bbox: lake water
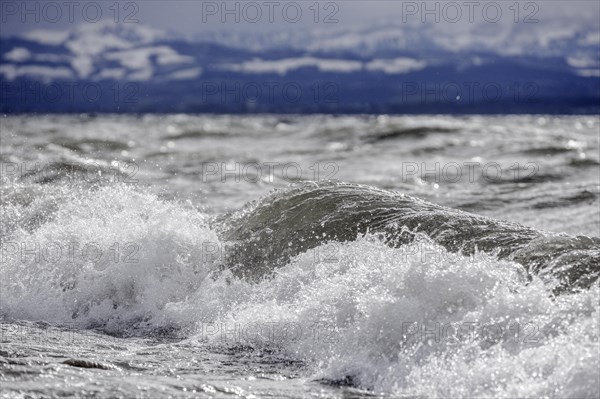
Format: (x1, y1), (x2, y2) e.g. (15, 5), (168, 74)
(1, 114), (599, 398)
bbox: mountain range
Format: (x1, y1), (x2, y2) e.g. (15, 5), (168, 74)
(1, 21), (599, 113)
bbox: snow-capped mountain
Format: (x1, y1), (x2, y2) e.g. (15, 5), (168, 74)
(1, 21), (598, 113)
(1, 22), (198, 83)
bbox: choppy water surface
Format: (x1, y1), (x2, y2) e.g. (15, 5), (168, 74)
(1, 114), (599, 398)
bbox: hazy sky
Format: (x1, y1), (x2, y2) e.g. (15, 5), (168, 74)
(1, 0), (599, 38)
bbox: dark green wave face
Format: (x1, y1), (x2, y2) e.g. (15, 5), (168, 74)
(216, 181), (599, 291)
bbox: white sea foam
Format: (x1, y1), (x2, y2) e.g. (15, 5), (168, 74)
(1, 184), (220, 332)
(192, 235), (598, 397)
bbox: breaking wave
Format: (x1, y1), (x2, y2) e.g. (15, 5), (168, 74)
(1, 181), (598, 397)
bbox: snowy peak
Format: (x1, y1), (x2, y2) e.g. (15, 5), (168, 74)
(2, 22), (195, 82)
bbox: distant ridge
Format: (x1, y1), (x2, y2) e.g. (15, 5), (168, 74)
(1, 21), (598, 113)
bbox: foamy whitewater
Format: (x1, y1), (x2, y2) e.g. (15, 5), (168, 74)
(1, 115), (599, 398)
